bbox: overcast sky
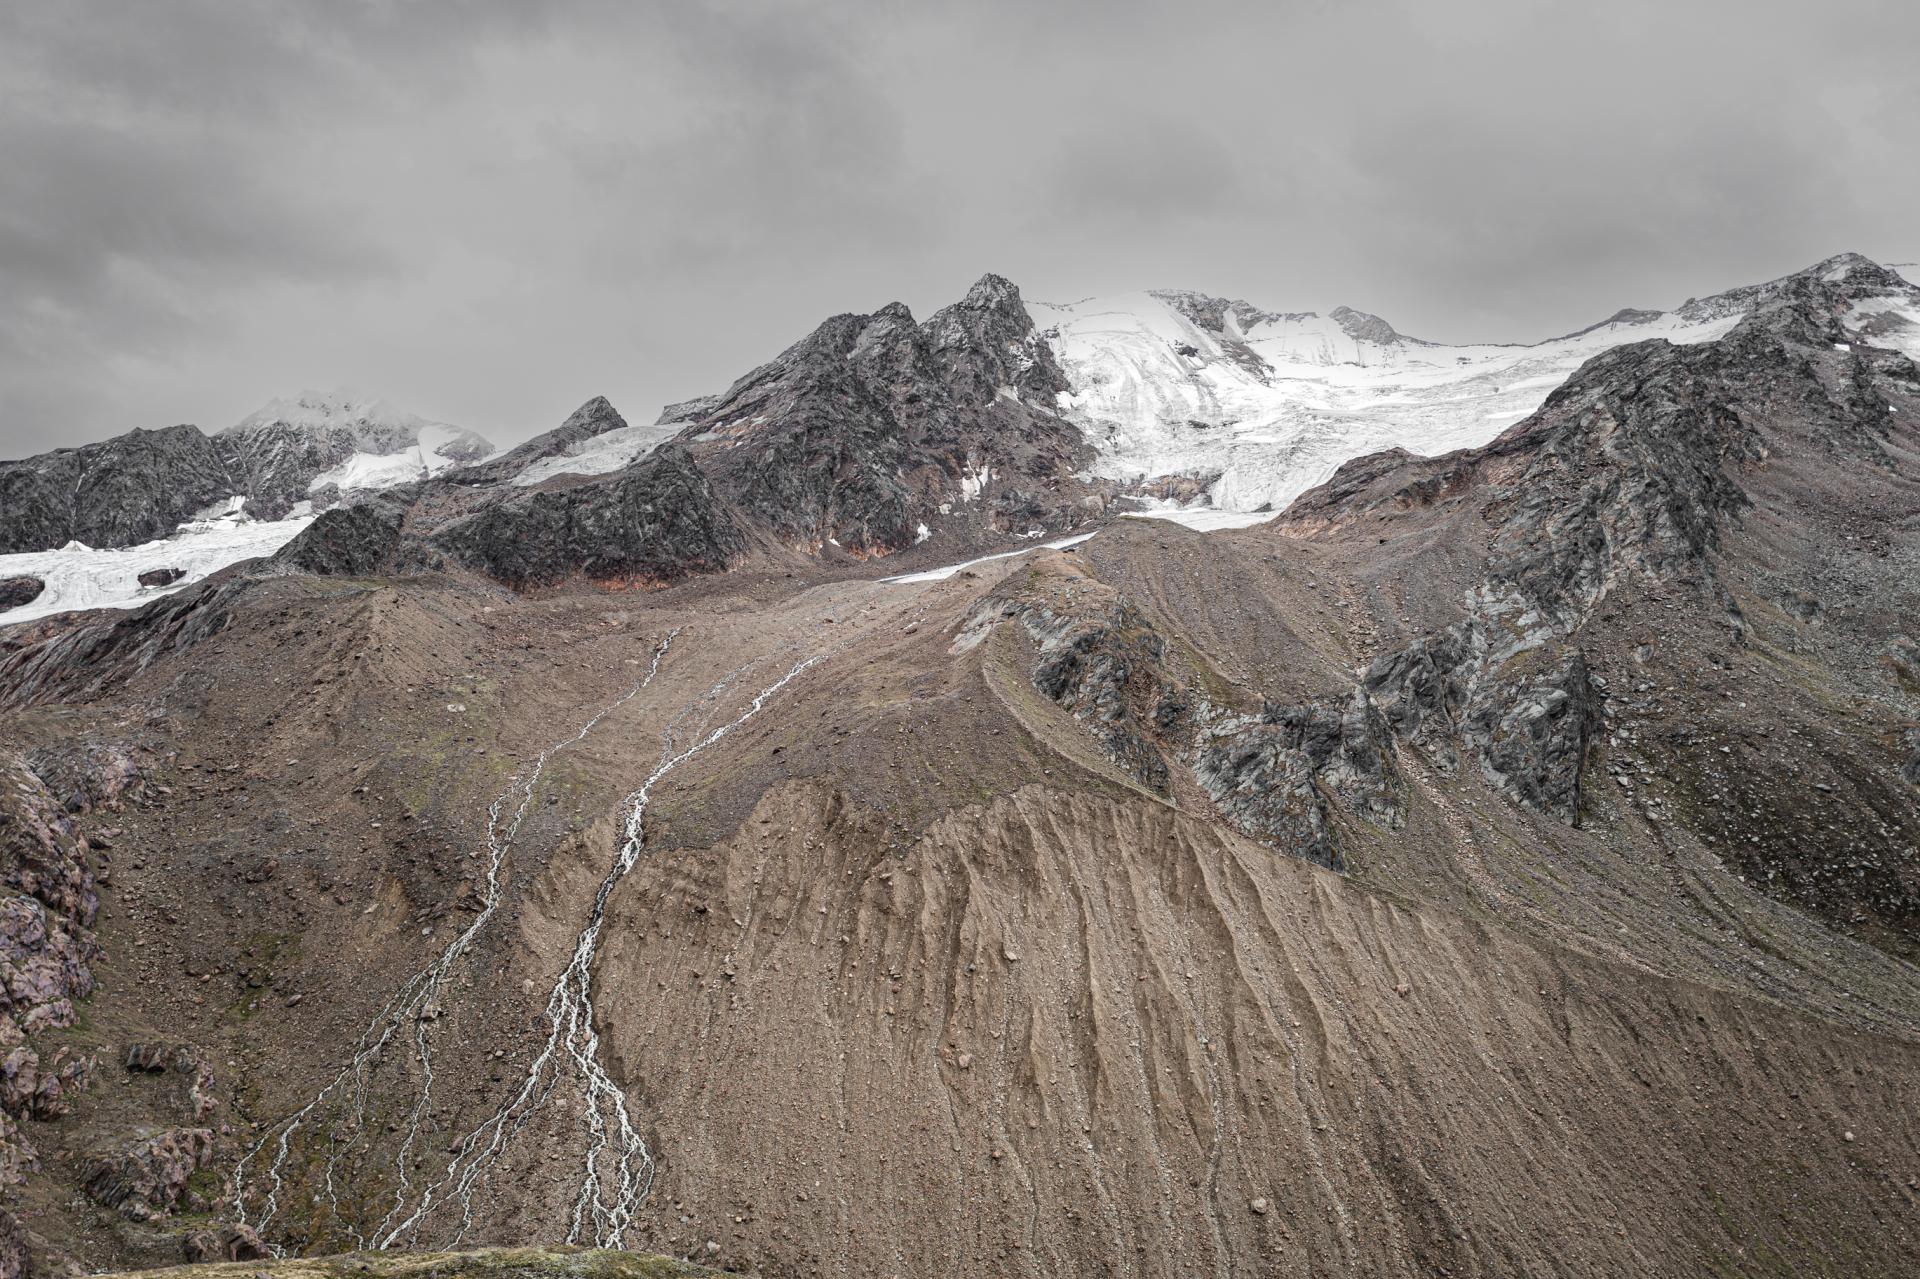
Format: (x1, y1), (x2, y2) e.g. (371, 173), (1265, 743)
(3, 0), (1916, 457)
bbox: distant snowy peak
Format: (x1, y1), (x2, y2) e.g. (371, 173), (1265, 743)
(225, 390), (492, 466)
(226, 389), (432, 436)
(220, 390), (494, 506)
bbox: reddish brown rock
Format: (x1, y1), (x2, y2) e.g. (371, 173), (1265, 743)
(81, 1127), (214, 1221)
(181, 1223), (269, 1264)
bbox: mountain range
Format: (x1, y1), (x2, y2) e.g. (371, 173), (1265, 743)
(2, 253), (1919, 1278)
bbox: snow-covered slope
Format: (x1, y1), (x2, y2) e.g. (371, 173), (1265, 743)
(1841, 282), (1920, 363)
(1028, 253), (1919, 528)
(1028, 296), (1740, 527)
(0, 499), (315, 624)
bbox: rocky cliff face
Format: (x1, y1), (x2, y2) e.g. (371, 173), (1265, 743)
(430, 443), (745, 588)
(0, 426), (239, 555)
(2, 747), (130, 1277)
(0, 581), (43, 612)
(218, 393), (492, 520)
(664, 272), (1087, 556)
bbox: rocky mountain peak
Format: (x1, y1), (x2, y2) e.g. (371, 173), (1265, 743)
(1328, 305), (1404, 345)
(559, 395), (625, 434)
(956, 271), (1024, 312)
(921, 272), (1069, 406)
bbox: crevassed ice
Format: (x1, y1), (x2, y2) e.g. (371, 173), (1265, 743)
(1028, 293), (1743, 530)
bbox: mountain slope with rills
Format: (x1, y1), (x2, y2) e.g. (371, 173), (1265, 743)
(2, 254), (1919, 1278)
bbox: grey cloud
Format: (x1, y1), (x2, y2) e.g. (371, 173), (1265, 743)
(2, 0), (1916, 458)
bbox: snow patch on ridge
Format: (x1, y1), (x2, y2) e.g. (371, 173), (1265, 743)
(881, 532), (1096, 584)
(510, 423), (681, 487)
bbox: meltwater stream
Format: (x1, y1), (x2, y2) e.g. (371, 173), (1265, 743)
(231, 634), (822, 1251)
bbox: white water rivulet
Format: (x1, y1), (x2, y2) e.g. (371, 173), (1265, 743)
(230, 634), (824, 1252)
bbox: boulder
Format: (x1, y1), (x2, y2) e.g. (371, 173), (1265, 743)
(0, 579), (42, 612)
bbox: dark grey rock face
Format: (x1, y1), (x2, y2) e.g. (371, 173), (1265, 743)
(1191, 690), (1399, 870)
(1022, 598), (1184, 794)
(430, 442), (744, 588)
(921, 272), (1072, 407)
(1316, 268), (1915, 826)
(270, 496), (412, 577)
(0, 580), (43, 612)
(410, 274), (1092, 592)
(669, 273), (1088, 555)
(655, 392), (724, 426)
(0, 425), (237, 554)
(1272, 257), (1920, 932)
(217, 420), (414, 520)
(0, 578), (251, 708)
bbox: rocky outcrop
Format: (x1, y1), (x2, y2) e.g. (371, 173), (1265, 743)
(81, 1127), (215, 1221)
(977, 566), (1400, 868)
(1358, 626), (1601, 823)
(0, 578), (252, 709)
(431, 442), (745, 588)
(182, 1223), (270, 1263)
(136, 568), (186, 588)
(2, 752), (112, 1231)
(0, 1111), (38, 1190)
(1191, 691), (1400, 867)
(123, 1045), (217, 1120)
(270, 494), (412, 577)
(24, 741), (151, 816)
(0, 1207), (25, 1279)
(0, 580), (42, 613)
(921, 273), (1072, 407)
(2, 757), (101, 1036)
(1275, 259), (1920, 937)
(1021, 597), (1186, 794)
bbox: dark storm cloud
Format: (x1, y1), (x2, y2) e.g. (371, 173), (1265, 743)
(2, 0), (1916, 457)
